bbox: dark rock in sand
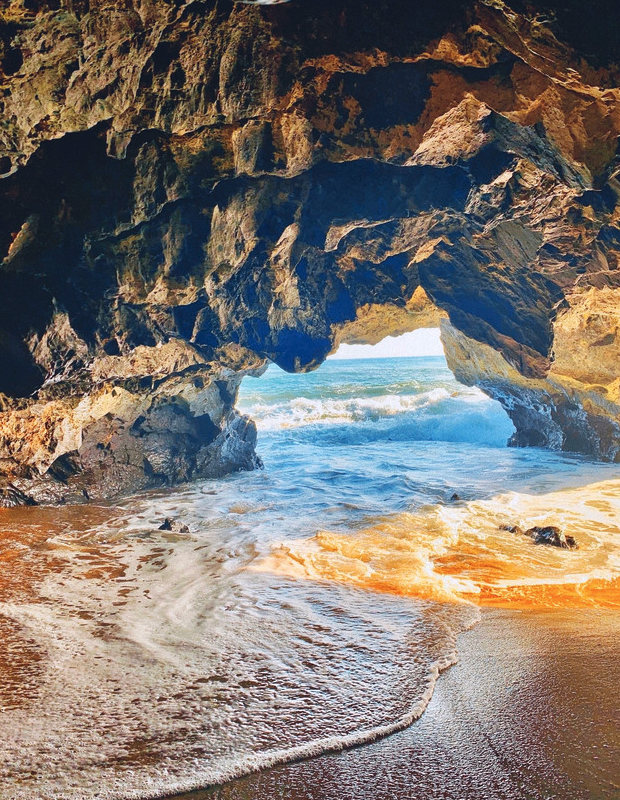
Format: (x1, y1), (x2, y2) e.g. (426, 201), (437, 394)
(499, 523), (524, 535)
(501, 522), (579, 550)
(525, 526), (579, 550)
(158, 518), (190, 534)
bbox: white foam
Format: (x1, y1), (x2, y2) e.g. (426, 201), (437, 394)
(245, 387), (491, 430)
(0, 495), (476, 800)
(261, 478), (620, 610)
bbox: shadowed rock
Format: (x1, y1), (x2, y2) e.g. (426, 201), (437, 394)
(500, 523), (579, 550)
(158, 518), (190, 534)
(0, 484), (37, 509)
(524, 526), (579, 550)
(1, 0), (620, 502)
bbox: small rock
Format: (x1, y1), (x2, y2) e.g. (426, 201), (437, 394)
(499, 523), (523, 535)
(565, 535), (579, 549)
(525, 525), (579, 550)
(158, 517), (190, 533)
(500, 522), (578, 549)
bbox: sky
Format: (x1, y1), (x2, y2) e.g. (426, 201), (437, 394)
(328, 328), (444, 359)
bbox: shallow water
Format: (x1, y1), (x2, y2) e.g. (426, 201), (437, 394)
(0, 356), (619, 798)
(198, 608), (620, 800)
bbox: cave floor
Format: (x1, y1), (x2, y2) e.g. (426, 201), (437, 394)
(175, 608), (620, 800)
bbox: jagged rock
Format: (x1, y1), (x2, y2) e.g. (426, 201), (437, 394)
(1, 1), (620, 502)
(158, 518), (190, 534)
(524, 526), (579, 550)
(0, 484), (36, 508)
(500, 522), (579, 549)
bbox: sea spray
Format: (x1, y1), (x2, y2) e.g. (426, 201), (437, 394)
(240, 357), (516, 447)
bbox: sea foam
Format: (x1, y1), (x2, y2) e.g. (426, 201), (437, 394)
(244, 386), (515, 447)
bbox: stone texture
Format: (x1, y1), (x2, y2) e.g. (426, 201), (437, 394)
(1, 0), (620, 503)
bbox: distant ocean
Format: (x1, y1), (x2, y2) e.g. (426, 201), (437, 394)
(1, 355), (619, 799)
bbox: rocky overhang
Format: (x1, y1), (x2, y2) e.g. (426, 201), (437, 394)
(1, 0), (620, 504)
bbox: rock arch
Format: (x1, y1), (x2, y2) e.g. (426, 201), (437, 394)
(1, 0), (620, 504)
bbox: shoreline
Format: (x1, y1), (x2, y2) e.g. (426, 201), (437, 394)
(167, 607), (620, 800)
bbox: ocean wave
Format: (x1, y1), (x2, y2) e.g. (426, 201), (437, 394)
(0, 494), (477, 800)
(247, 388), (484, 428)
(243, 387), (515, 447)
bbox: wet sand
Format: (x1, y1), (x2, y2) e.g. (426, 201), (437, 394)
(170, 608), (620, 800)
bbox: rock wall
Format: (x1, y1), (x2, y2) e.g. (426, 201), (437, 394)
(1, 0), (620, 504)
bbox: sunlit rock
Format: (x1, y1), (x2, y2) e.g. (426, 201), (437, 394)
(1, 0), (620, 503)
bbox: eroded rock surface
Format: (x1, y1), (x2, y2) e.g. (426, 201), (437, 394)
(1, 0), (620, 503)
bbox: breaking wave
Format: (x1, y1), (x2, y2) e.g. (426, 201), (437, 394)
(240, 361), (515, 446)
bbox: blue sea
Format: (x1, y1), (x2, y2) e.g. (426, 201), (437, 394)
(238, 355), (618, 518)
(1, 354), (619, 799)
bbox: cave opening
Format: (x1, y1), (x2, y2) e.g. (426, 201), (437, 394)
(237, 327), (516, 497)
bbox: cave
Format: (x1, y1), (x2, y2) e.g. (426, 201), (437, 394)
(1, 0), (620, 508)
(3, 3), (620, 799)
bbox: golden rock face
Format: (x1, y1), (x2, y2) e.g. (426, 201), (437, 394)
(1, 0), (620, 502)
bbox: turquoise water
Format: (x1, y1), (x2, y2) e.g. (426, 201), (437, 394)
(241, 356), (514, 445)
(237, 356), (612, 512)
(2, 355), (619, 799)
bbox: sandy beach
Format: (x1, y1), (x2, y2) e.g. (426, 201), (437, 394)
(172, 608), (620, 800)
(2, 362), (619, 800)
